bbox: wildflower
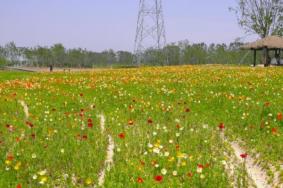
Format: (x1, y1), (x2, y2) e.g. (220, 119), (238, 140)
(118, 132), (125, 139)
(200, 174), (205, 179)
(197, 164), (204, 173)
(39, 176), (47, 184)
(187, 172), (193, 178)
(161, 168), (167, 175)
(218, 123), (225, 130)
(185, 108), (190, 112)
(128, 120), (134, 125)
(240, 153), (248, 159)
(154, 175), (163, 182)
(85, 178), (93, 185)
(60, 148), (65, 153)
(137, 177), (144, 183)
(277, 113), (282, 121)
(38, 169), (47, 176)
(164, 151), (170, 157)
(272, 128), (278, 135)
(14, 162), (21, 170)
(172, 171), (178, 176)
(32, 153), (37, 159)
(147, 118), (153, 124)
(33, 174), (38, 180)
(16, 184), (22, 188)
(264, 102), (270, 107)
(88, 122), (93, 128)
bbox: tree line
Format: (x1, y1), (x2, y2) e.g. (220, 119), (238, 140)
(0, 41), (255, 68)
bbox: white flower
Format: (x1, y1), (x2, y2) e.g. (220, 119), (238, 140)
(60, 149), (65, 153)
(33, 174), (38, 180)
(153, 132), (157, 136)
(144, 151), (148, 155)
(161, 168), (167, 175)
(200, 174), (205, 179)
(169, 140), (173, 144)
(164, 152), (170, 157)
(116, 148), (121, 152)
(197, 167), (203, 174)
(153, 148), (160, 154)
(154, 164), (159, 168)
(32, 153), (37, 159)
(38, 169), (47, 176)
(172, 171), (178, 176)
(148, 143), (153, 148)
(176, 133), (180, 137)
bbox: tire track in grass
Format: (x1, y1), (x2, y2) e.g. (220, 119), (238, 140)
(97, 114), (115, 187)
(220, 132), (271, 188)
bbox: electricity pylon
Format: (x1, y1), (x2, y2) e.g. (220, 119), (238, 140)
(134, 0), (167, 65)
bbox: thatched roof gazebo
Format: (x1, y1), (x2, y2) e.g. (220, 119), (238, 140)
(242, 36), (283, 66)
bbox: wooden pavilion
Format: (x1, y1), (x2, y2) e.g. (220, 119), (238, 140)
(241, 36), (283, 67)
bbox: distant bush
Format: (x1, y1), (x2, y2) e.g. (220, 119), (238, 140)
(0, 57), (7, 67)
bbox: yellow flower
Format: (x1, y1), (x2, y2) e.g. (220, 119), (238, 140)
(14, 162), (21, 170)
(5, 160), (11, 165)
(181, 161), (187, 166)
(39, 176), (47, 184)
(85, 178), (93, 185)
(168, 157), (175, 162)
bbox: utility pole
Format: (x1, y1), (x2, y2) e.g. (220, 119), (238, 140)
(134, 0), (167, 65)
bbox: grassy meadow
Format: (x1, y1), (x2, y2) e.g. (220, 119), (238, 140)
(0, 65), (282, 187)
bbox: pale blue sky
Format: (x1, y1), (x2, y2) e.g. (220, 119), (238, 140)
(0, 0), (257, 52)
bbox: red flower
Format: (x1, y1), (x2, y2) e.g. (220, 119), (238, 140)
(87, 118), (92, 123)
(175, 144), (180, 150)
(264, 102), (270, 107)
(185, 108), (191, 112)
(187, 172), (193, 178)
(154, 175), (163, 182)
(79, 93), (84, 97)
(147, 118), (153, 124)
(25, 121), (34, 128)
(197, 164), (204, 169)
(137, 177), (144, 183)
(118, 132), (125, 139)
(31, 133), (36, 139)
(82, 135), (88, 140)
(16, 184), (22, 188)
(240, 153), (248, 159)
(277, 113), (282, 121)
(176, 124), (181, 129)
(218, 123), (225, 130)
(128, 120), (134, 125)
(88, 123), (93, 128)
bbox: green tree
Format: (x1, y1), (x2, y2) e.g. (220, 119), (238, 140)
(231, 0), (283, 38)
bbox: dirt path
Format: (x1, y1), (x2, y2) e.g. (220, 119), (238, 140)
(19, 100), (29, 119)
(220, 132), (271, 188)
(97, 114), (115, 187)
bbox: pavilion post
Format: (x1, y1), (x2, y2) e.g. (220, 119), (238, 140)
(253, 49), (256, 67)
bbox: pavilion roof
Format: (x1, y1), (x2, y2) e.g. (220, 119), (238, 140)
(241, 36), (283, 50)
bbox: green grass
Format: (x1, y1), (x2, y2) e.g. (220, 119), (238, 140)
(0, 65), (282, 187)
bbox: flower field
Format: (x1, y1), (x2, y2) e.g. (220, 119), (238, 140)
(0, 65), (282, 187)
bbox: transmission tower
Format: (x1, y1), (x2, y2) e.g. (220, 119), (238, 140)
(134, 0), (167, 65)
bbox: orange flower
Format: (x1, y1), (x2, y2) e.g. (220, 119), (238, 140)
(16, 184), (22, 188)
(128, 120), (134, 125)
(137, 177), (144, 183)
(272, 128), (278, 135)
(277, 113), (282, 121)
